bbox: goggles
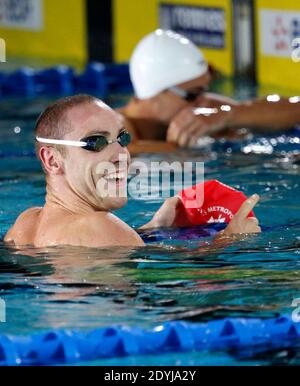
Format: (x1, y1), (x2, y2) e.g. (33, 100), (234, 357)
(168, 85), (208, 102)
(36, 130), (132, 152)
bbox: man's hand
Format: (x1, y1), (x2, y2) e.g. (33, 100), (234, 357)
(167, 105), (234, 147)
(141, 194), (261, 235)
(222, 194), (261, 236)
(140, 197), (183, 230)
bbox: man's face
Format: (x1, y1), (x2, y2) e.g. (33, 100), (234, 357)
(62, 101), (131, 211)
(152, 71), (212, 124)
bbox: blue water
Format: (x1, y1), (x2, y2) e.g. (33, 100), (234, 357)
(0, 82), (299, 366)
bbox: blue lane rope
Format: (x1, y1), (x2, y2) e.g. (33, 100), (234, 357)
(0, 315), (299, 366)
(0, 63), (133, 99)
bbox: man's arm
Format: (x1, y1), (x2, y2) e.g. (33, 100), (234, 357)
(228, 97), (300, 131)
(167, 95), (300, 147)
(83, 195), (260, 248)
(140, 195), (261, 235)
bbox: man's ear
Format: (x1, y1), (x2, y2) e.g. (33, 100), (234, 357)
(39, 147), (64, 175)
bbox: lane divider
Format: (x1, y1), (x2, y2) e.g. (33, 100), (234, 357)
(0, 315), (299, 366)
(0, 63), (132, 98)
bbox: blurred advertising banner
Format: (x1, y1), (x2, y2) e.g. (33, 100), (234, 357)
(0, 0), (43, 31)
(260, 9), (300, 57)
(256, 0), (300, 91)
(160, 4), (226, 49)
(0, 0), (86, 66)
(113, 0), (233, 76)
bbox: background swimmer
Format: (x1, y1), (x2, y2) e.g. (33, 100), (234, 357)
(4, 95), (260, 248)
(120, 30), (300, 150)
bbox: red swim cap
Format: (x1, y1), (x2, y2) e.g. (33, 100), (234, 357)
(177, 180), (255, 226)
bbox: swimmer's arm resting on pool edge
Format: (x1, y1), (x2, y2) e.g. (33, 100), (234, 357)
(140, 194), (261, 236)
(167, 96), (300, 147)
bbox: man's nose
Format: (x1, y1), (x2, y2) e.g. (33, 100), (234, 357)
(108, 142), (130, 163)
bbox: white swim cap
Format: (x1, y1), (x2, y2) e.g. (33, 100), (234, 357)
(130, 29), (208, 100)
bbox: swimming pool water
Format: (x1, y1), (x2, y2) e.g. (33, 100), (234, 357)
(0, 81), (299, 366)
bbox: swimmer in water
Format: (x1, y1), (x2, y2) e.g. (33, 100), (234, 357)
(120, 30), (300, 151)
(4, 95), (261, 248)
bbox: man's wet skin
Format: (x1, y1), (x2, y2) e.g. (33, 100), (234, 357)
(4, 100), (144, 248)
(4, 96), (261, 249)
(120, 71), (246, 150)
(120, 72), (212, 135)
(122, 72), (300, 152)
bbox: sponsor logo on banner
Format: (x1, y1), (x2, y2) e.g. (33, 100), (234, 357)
(260, 9), (300, 58)
(0, 0), (43, 31)
(160, 3), (226, 49)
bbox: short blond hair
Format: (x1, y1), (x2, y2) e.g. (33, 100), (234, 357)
(35, 94), (98, 158)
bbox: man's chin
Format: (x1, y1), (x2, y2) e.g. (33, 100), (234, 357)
(104, 197), (128, 211)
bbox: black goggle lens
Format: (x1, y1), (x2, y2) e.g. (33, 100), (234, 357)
(82, 131), (132, 152)
(184, 87), (208, 102)
(118, 131), (131, 147)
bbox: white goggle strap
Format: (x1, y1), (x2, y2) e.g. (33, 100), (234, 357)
(168, 86), (188, 98)
(36, 137), (88, 148)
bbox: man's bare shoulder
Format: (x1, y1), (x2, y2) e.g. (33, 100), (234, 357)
(17, 207), (42, 221)
(13, 207), (42, 228)
(4, 207), (42, 243)
(71, 211), (144, 248)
